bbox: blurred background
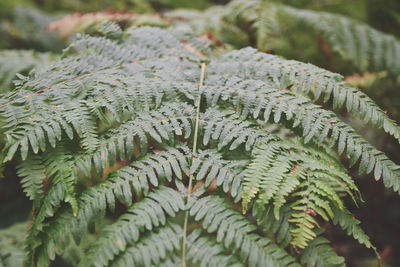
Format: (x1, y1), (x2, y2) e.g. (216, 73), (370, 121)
(0, 0), (399, 266)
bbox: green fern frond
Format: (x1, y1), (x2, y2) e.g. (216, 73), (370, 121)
(190, 196), (299, 266)
(192, 149), (247, 200)
(80, 103), (195, 177)
(214, 47), (400, 144)
(111, 223), (182, 267)
(218, 0), (400, 77)
(186, 230), (243, 267)
(256, 204), (293, 247)
(278, 4), (400, 76)
(330, 204), (379, 255)
(17, 154), (46, 207)
(0, 50), (53, 93)
(1, 26), (395, 266)
(28, 146), (190, 263)
(24, 147), (78, 265)
(202, 71), (400, 192)
(243, 139), (360, 248)
(300, 230), (345, 267)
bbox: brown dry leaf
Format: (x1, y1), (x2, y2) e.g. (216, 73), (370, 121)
(182, 41), (205, 57)
(344, 71), (387, 88)
(47, 11), (140, 37)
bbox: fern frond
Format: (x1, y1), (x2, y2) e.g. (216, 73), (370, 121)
(30, 146), (191, 262)
(0, 50), (53, 93)
(256, 204), (293, 248)
(16, 154), (46, 207)
(243, 139), (361, 248)
(219, 0), (400, 76)
(330, 204), (378, 255)
(186, 229), (244, 267)
(192, 149), (248, 200)
(190, 196), (299, 266)
(111, 223), (182, 267)
(300, 231), (345, 267)
(1, 26), (395, 266)
(94, 21), (123, 40)
(80, 103), (195, 177)
(214, 47), (400, 144)
(256, 202), (353, 267)
(24, 147), (78, 265)
(279, 5), (400, 76)
(79, 187), (184, 267)
(200, 108), (275, 151)
(202, 70), (400, 193)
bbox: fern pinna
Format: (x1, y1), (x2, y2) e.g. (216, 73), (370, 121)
(1, 25), (399, 266)
(206, 0), (400, 77)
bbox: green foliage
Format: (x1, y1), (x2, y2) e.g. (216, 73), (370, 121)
(0, 6), (64, 52)
(0, 0), (154, 14)
(277, 4), (400, 76)
(0, 23), (397, 266)
(243, 140), (359, 248)
(192, 0), (400, 76)
(0, 223), (25, 267)
(0, 50), (54, 93)
(300, 230), (345, 267)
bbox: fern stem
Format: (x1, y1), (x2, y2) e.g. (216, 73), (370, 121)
(181, 62), (206, 267)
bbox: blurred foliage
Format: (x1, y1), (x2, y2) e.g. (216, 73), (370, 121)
(0, 0), (153, 14)
(47, 11), (169, 41)
(0, 222), (25, 267)
(0, 0), (229, 51)
(278, 0), (367, 21)
(367, 0), (400, 38)
(0, 0), (229, 15)
(0, 6), (64, 52)
(0, 50), (54, 92)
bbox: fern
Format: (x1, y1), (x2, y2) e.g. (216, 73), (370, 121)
(300, 230), (345, 267)
(0, 5), (63, 52)
(0, 50), (53, 93)
(199, 0), (400, 77)
(1, 25), (398, 266)
(189, 196), (299, 266)
(185, 229), (243, 267)
(277, 4), (400, 75)
(214, 47), (400, 142)
(0, 223), (25, 267)
(243, 139), (360, 249)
